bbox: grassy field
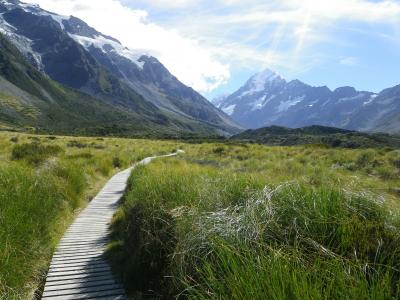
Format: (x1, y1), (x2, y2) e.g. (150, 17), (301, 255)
(0, 131), (399, 299)
(108, 143), (400, 299)
(0, 131), (178, 299)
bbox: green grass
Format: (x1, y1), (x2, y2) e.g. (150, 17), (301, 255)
(1, 130), (399, 299)
(0, 131), (179, 299)
(108, 142), (400, 299)
(11, 142), (63, 165)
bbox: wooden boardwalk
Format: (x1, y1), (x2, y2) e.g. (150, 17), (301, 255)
(42, 153), (180, 299)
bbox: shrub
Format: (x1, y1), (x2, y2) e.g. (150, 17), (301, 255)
(11, 143), (63, 165)
(376, 165), (397, 180)
(213, 146), (226, 155)
(90, 142), (106, 149)
(97, 158), (112, 176)
(356, 150), (375, 168)
(10, 136), (18, 143)
(67, 140), (87, 148)
(108, 202), (177, 296)
(66, 152), (93, 159)
(112, 157), (123, 168)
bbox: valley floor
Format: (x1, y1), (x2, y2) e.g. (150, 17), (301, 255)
(0, 132), (399, 299)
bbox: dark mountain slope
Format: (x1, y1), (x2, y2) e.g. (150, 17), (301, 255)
(231, 125), (400, 148)
(0, 0), (241, 135)
(0, 34), (224, 137)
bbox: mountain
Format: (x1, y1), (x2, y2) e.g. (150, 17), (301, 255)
(347, 84), (400, 134)
(216, 69), (399, 134)
(211, 94), (229, 107)
(0, 0), (241, 135)
(0, 33), (163, 135)
(0, 32), (235, 137)
(231, 125), (400, 149)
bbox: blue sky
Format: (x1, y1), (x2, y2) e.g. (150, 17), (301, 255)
(26, 0), (400, 99)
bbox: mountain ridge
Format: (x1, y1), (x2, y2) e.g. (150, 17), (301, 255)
(0, 0), (242, 136)
(231, 124), (400, 148)
(214, 69), (399, 134)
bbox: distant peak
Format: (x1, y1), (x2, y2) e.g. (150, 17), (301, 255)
(333, 86), (357, 97)
(243, 68), (285, 94)
(251, 68), (282, 83)
(287, 79), (307, 87)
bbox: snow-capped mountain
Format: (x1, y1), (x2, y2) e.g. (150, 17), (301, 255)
(0, 0), (241, 135)
(215, 69), (399, 133)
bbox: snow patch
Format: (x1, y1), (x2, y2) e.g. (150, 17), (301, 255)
(48, 14), (68, 30)
(338, 93), (366, 102)
(251, 69), (279, 91)
(211, 94), (229, 107)
(277, 96), (304, 112)
(222, 104), (236, 115)
(69, 33), (146, 69)
(1, 0), (69, 30)
(0, 14), (44, 71)
(250, 94), (276, 111)
(240, 69), (282, 98)
(363, 94), (377, 105)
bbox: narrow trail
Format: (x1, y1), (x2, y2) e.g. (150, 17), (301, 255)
(42, 152), (182, 300)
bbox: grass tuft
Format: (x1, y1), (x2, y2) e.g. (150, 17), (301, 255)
(11, 142), (63, 165)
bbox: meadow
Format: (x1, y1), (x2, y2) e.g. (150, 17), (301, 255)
(108, 143), (400, 299)
(0, 131), (399, 299)
(0, 131), (178, 299)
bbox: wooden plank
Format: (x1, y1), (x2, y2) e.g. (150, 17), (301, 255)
(42, 152), (180, 299)
(44, 279), (118, 291)
(42, 289), (125, 299)
(45, 274), (113, 284)
(43, 283), (124, 297)
(44, 277), (116, 287)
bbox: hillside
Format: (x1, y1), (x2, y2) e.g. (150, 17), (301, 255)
(0, 34), (229, 137)
(0, 0), (241, 135)
(231, 125), (400, 148)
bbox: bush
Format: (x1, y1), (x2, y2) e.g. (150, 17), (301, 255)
(11, 143), (63, 165)
(213, 146), (226, 155)
(112, 157), (123, 168)
(356, 150), (375, 169)
(97, 158), (112, 176)
(108, 202), (177, 297)
(67, 140), (87, 148)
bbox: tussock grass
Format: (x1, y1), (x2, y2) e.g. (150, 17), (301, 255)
(11, 142), (63, 165)
(0, 132), (178, 299)
(109, 143), (400, 299)
(1, 131), (399, 299)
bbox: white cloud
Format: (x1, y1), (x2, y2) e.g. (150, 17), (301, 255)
(155, 0), (400, 75)
(23, 0), (400, 94)
(340, 57), (359, 66)
(24, 0), (230, 93)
